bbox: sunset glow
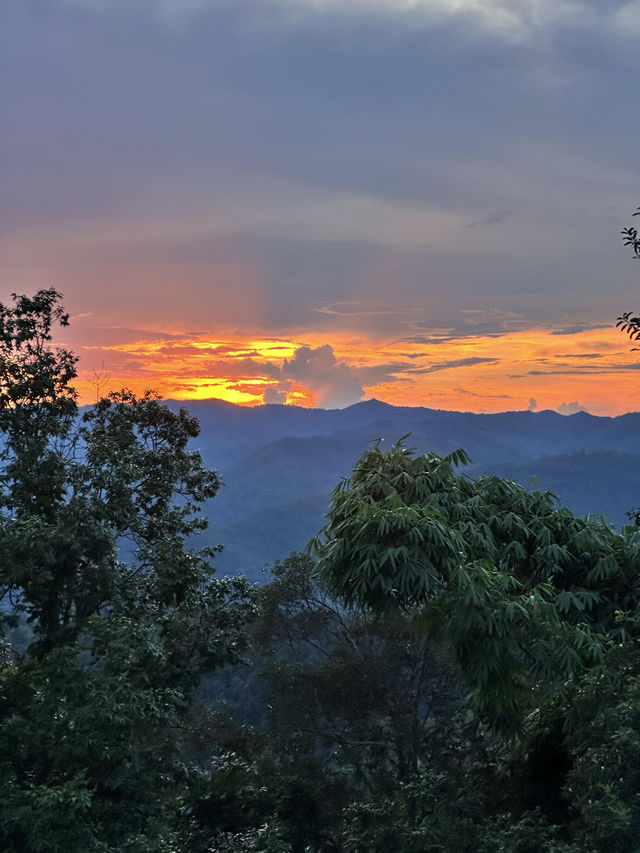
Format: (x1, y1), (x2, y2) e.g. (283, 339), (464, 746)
(4, 1), (640, 419)
(72, 324), (640, 416)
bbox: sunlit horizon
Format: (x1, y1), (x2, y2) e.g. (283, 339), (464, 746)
(5, 1), (640, 421)
(70, 323), (640, 418)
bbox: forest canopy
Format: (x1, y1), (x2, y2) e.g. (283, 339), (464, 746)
(1, 290), (640, 851)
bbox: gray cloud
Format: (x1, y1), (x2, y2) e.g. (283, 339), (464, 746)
(315, 302), (418, 318)
(465, 210), (515, 229)
(279, 344), (367, 408)
(554, 352), (603, 359)
(550, 325), (606, 336)
(402, 308), (534, 342)
(61, 1), (620, 46)
(276, 344), (409, 407)
(409, 357), (500, 375)
(263, 386), (287, 404)
(557, 400), (588, 415)
(453, 387), (511, 399)
(510, 362), (640, 377)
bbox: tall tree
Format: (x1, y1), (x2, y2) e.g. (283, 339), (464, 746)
(310, 439), (640, 849)
(0, 290), (252, 852)
(312, 440), (624, 725)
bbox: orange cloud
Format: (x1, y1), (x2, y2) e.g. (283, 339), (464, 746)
(72, 324), (640, 416)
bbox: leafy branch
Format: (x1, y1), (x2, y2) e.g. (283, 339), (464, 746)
(617, 207), (640, 345)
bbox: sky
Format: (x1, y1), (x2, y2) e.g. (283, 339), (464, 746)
(1, 0), (640, 414)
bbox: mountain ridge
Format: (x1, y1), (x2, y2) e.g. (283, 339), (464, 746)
(156, 400), (640, 581)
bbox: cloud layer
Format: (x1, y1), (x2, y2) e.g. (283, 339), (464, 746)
(2, 0), (639, 414)
(64, 319), (640, 416)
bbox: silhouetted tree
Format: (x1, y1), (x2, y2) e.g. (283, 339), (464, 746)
(616, 205), (640, 345)
(0, 290), (253, 852)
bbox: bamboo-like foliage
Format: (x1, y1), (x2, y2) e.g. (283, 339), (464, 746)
(312, 439), (639, 729)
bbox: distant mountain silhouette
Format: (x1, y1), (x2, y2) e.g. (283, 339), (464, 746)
(165, 400), (640, 582)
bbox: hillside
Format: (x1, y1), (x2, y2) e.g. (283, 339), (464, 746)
(171, 400), (640, 582)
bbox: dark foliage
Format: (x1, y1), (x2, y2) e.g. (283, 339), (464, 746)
(0, 291), (253, 852)
(616, 205), (640, 345)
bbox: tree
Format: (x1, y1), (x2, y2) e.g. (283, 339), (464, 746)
(310, 439), (640, 848)
(206, 548), (604, 851)
(313, 440), (628, 724)
(203, 553), (504, 852)
(621, 205), (640, 259)
(0, 290), (253, 852)
(616, 205), (640, 345)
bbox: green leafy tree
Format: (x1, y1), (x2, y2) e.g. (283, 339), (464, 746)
(311, 440), (626, 726)
(256, 554), (469, 789)
(308, 439), (640, 847)
(208, 551), (600, 851)
(206, 554), (509, 851)
(0, 290), (253, 852)
(616, 205), (640, 345)
(558, 607), (640, 853)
